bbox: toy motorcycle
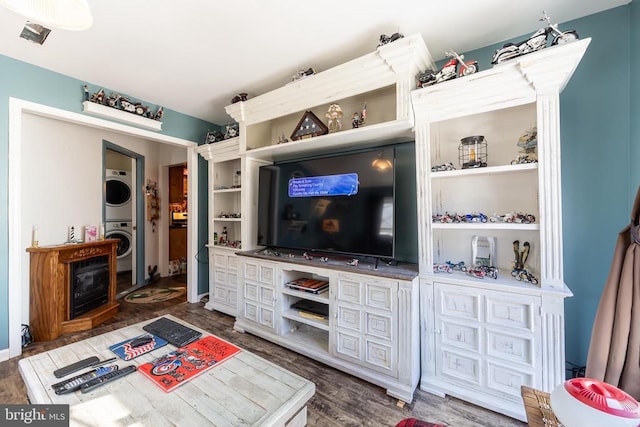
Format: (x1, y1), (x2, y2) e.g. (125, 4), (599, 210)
(418, 50), (478, 87)
(492, 11), (579, 65)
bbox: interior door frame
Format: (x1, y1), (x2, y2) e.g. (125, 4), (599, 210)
(103, 142), (145, 288)
(7, 97), (200, 358)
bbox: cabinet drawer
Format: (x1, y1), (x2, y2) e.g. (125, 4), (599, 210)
(228, 288), (237, 306)
(244, 262), (258, 282)
(336, 277), (362, 304)
(365, 282), (394, 311)
(245, 282), (258, 301)
(227, 255), (238, 271)
(228, 271), (238, 286)
(245, 301), (258, 322)
(437, 285), (480, 321)
(214, 253), (227, 268)
(214, 284), (228, 301)
(486, 361), (534, 399)
(485, 295), (536, 332)
(336, 305), (361, 332)
(260, 307), (275, 329)
(260, 286), (275, 306)
(440, 320), (480, 352)
(259, 264), (275, 285)
(366, 312), (392, 340)
(439, 349), (481, 386)
(213, 267), (227, 285)
(486, 328), (533, 366)
(365, 337), (393, 372)
(336, 330), (361, 361)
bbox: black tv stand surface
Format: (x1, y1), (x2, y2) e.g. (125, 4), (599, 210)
(237, 248), (418, 281)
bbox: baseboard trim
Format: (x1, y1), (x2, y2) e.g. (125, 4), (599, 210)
(0, 347), (10, 362)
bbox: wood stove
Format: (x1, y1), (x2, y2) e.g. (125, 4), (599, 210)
(27, 240), (119, 341)
(70, 255), (110, 319)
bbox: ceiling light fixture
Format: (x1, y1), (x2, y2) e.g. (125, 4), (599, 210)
(0, 0), (93, 31)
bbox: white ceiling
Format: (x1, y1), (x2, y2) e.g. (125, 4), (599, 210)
(0, 0), (628, 126)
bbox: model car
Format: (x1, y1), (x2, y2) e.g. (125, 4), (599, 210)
(464, 212), (488, 223)
(445, 260), (467, 272)
(431, 162), (456, 172)
(433, 263), (453, 273)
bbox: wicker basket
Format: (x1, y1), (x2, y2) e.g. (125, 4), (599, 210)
(520, 385), (563, 427)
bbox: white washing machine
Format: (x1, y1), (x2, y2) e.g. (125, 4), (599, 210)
(105, 169), (133, 221)
(106, 221), (133, 272)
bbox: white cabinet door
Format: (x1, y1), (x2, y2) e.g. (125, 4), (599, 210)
(434, 282), (540, 402)
(334, 273), (398, 377)
(209, 250), (238, 316)
(241, 258), (278, 333)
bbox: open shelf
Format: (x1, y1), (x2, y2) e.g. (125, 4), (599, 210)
(282, 309), (329, 331)
(282, 323), (329, 352)
(82, 101), (162, 131)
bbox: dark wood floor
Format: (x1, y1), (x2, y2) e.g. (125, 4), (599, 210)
(1, 279), (526, 427)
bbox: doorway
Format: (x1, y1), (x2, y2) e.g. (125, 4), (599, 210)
(104, 143), (145, 294)
(8, 98), (200, 358)
(168, 163), (188, 277)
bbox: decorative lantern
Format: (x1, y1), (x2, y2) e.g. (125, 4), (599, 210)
(458, 135), (487, 169)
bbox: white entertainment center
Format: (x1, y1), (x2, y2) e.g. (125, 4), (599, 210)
(198, 34), (590, 419)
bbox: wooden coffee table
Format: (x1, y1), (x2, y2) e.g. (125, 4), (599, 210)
(19, 315), (315, 426)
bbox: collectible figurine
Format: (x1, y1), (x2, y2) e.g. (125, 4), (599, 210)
(326, 103), (343, 132)
(278, 133), (289, 144)
(154, 106), (164, 121)
(378, 32), (404, 47)
(224, 123), (239, 139)
(491, 11), (578, 65)
(231, 92), (248, 104)
(292, 68), (316, 82)
(418, 50), (478, 88)
(351, 102), (367, 128)
(511, 126), (538, 164)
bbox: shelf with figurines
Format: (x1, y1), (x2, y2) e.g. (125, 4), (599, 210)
(431, 233), (541, 288)
(225, 33), (434, 162)
(82, 85), (163, 131)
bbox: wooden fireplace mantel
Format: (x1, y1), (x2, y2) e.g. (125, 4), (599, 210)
(26, 239), (120, 341)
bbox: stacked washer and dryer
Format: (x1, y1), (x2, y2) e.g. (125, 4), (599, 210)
(105, 169), (133, 273)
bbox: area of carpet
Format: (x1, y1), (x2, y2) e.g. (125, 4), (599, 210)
(123, 286), (186, 304)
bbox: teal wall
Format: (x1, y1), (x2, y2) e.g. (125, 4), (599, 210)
(0, 56), (218, 350)
(461, 5), (635, 370)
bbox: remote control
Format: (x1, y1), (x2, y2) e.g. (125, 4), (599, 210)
(53, 356), (100, 378)
(52, 365), (118, 395)
(81, 365), (136, 393)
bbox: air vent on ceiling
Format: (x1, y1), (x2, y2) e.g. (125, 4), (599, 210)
(19, 21), (51, 45)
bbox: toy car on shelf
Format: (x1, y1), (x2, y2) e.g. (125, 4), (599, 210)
(432, 212), (464, 223)
(511, 154), (538, 164)
(491, 11), (579, 65)
(504, 212), (536, 224)
(445, 260), (467, 272)
(431, 162), (456, 172)
(467, 265), (498, 279)
(433, 263), (453, 273)
(512, 268), (539, 285)
(378, 32), (404, 47)
(464, 212), (488, 223)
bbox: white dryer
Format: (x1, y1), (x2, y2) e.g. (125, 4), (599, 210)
(105, 169), (133, 221)
(106, 221), (133, 272)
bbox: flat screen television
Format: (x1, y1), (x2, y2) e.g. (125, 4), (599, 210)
(257, 146), (396, 259)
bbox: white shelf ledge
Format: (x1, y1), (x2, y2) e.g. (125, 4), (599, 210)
(82, 101), (162, 131)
